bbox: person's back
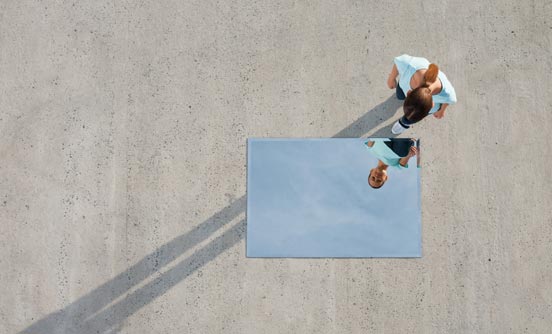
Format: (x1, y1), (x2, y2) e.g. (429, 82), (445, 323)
(387, 54), (457, 134)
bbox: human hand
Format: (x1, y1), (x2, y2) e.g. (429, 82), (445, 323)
(387, 75), (397, 89)
(433, 108), (446, 119)
(407, 146), (417, 158)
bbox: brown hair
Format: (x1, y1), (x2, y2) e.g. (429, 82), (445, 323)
(424, 63), (439, 85)
(403, 86), (433, 123)
(367, 171), (384, 189)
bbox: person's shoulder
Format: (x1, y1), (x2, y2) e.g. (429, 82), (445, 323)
(410, 56), (430, 68)
(438, 72), (457, 103)
(393, 54), (413, 69)
(395, 55), (431, 71)
(395, 54), (412, 62)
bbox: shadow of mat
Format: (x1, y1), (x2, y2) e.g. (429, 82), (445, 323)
(19, 95), (402, 334)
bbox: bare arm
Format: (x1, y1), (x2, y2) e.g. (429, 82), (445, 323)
(399, 146), (417, 167)
(433, 103), (449, 119)
(366, 140), (375, 147)
(387, 64), (398, 89)
(399, 157), (409, 167)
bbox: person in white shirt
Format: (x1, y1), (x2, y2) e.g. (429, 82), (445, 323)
(365, 138), (418, 189)
(387, 54), (457, 134)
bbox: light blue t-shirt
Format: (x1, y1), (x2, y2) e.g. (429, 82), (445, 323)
(394, 54), (457, 114)
(364, 139), (407, 169)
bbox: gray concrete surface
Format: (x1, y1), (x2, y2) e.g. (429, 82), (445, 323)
(1, 1), (551, 333)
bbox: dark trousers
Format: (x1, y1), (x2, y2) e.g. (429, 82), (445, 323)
(396, 83), (415, 128)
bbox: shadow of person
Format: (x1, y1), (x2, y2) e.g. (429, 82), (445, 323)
(19, 197), (246, 334)
(332, 95), (402, 138)
(370, 122), (399, 138)
(18, 94), (402, 334)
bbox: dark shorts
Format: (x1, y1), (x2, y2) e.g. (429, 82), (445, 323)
(396, 83), (406, 100)
(383, 138), (414, 157)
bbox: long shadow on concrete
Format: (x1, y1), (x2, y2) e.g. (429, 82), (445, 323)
(19, 95), (401, 334)
(332, 96), (400, 138)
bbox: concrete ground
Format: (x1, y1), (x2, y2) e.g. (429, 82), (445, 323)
(1, 1), (551, 333)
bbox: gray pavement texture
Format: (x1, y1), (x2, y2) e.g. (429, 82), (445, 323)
(1, 1), (551, 333)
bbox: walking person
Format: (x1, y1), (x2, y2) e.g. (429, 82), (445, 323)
(387, 54), (457, 134)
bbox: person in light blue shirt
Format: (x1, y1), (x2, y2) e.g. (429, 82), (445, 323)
(365, 138), (418, 189)
(386, 54), (457, 134)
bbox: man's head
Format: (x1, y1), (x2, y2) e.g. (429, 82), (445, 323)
(368, 168), (388, 189)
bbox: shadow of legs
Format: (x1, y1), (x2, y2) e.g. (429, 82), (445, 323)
(19, 197), (246, 334)
(81, 220), (246, 334)
(19, 94), (401, 334)
(332, 95), (402, 138)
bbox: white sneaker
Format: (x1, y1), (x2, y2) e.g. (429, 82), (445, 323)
(391, 121), (407, 134)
